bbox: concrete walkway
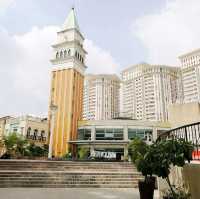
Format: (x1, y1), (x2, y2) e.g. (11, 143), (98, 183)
(0, 188), (159, 199)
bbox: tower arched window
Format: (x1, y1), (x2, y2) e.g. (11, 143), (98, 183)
(68, 49), (71, 56)
(56, 52), (59, 59)
(75, 51), (77, 58)
(64, 50), (67, 57)
(60, 51), (63, 58)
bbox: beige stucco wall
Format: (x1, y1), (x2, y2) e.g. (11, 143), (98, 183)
(158, 163), (200, 199)
(168, 102), (200, 128)
(183, 163), (200, 199)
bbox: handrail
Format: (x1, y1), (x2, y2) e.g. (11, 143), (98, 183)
(158, 121), (200, 160)
(158, 121), (200, 139)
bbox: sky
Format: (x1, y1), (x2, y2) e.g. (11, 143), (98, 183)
(0, 0), (200, 116)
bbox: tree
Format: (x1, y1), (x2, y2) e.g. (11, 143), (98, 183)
(3, 133), (29, 158)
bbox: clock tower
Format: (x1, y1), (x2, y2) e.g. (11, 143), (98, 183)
(49, 8), (87, 157)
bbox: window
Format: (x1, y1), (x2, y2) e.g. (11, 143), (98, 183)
(56, 52), (59, 59)
(64, 50), (67, 57)
(96, 128), (123, 140)
(27, 127), (31, 138)
(33, 129), (38, 140)
(78, 129), (91, 140)
(128, 129), (152, 140)
(60, 51), (63, 58)
(128, 129), (136, 140)
(41, 130), (46, 141)
(68, 49), (71, 56)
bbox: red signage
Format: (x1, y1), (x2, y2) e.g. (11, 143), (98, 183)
(192, 150), (200, 160)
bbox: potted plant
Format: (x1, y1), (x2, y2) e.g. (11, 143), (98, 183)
(150, 139), (193, 199)
(129, 138), (156, 199)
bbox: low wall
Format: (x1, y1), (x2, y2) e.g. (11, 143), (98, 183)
(158, 163), (200, 199)
(183, 163), (200, 199)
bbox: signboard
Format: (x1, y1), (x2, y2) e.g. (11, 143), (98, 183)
(91, 150), (116, 159)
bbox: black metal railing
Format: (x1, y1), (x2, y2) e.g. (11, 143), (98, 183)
(158, 122), (200, 160)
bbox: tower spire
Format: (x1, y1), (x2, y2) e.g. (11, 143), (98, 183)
(62, 7), (80, 32)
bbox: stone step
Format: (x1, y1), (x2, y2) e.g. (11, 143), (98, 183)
(0, 184), (138, 188)
(0, 180), (142, 183)
(0, 160), (141, 188)
(0, 168), (136, 171)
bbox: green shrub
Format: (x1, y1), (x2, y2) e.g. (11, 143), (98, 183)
(78, 147), (89, 160)
(2, 133), (48, 158)
(62, 152), (72, 160)
(3, 133), (29, 158)
(27, 143), (48, 157)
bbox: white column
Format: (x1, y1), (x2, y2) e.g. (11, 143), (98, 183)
(124, 145), (128, 157)
(48, 105), (57, 159)
(90, 145), (95, 156)
(124, 125), (128, 141)
(91, 126), (95, 141)
(152, 127), (157, 141)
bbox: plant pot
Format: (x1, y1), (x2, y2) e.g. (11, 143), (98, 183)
(138, 177), (155, 199)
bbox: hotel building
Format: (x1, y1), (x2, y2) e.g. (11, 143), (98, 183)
(179, 49), (200, 103)
(49, 8), (87, 157)
(121, 63), (181, 121)
(83, 74), (120, 120)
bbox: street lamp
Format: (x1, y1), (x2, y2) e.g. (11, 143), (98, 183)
(48, 104), (58, 159)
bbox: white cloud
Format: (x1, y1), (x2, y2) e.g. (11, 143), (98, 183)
(0, 26), (118, 116)
(0, 0), (15, 14)
(84, 39), (119, 74)
(0, 26), (58, 116)
(133, 0), (200, 65)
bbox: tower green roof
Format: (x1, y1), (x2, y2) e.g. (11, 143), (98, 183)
(62, 8), (80, 32)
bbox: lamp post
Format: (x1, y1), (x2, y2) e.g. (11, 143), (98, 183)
(48, 104), (58, 159)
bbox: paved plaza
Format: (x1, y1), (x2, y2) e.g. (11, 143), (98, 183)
(0, 188), (159, 199)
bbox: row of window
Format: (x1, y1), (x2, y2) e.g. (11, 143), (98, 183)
(78, 128), (153, 141)
(26, 127), (46, 141)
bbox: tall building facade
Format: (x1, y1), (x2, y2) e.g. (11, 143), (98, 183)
(121, 63), (181, 121)
(83, 74), (120, 120)
(179, 49), (200, 103)
(49, 8), (87, 157)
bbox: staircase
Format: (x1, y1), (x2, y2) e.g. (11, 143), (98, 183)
(0, 160), (143, 188)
